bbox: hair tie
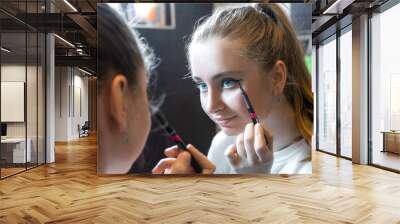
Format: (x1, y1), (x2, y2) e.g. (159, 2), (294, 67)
(258, 6), (278, 24)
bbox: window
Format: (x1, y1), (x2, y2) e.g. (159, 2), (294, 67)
(317, 36), (337, 154)
(371, 2), (400, 171)
(339, 27), (352, 158)
(108, 3), (176, 30)
(0, 1), (46, 179)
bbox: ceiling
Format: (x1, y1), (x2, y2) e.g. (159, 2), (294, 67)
(0, 0), (393, 74)
(309, 0), (389, 42)
(1, 0), (97, 72)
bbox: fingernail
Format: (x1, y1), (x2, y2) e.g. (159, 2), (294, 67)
(246, 122), (253, 129)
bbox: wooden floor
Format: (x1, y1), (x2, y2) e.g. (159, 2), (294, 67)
(1, 135), (400, 223)
(372, 150), (400, 171)
(1, 163), (44, 178)
(1, 167), (26, 178)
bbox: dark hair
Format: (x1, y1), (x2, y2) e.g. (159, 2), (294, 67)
(97, 4), (152, 91)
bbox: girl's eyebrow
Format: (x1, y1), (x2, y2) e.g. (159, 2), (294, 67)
(192, 70), (243, 82)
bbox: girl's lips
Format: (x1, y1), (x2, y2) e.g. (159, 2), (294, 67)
(214, 115), (237, 126)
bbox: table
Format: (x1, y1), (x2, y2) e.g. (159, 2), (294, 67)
(1, 138), (32, 164)
(381, 131), (400, 154)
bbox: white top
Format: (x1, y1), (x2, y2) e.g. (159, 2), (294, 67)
(207, 131), (312, 174)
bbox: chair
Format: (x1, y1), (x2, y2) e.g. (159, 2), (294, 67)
(79, 121), (90, 138)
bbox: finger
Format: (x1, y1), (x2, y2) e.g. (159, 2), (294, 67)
(176, 151), (191, 166)
(254, 123), (272, 162)
(186, 144), (215, 174)
(166, 151), (194, 174)
(236, 133), (246, 160)
(244, 123), (258, 165)
(164, 145), (180, 158)
(152, 158), (176, 174)
(224, 144), (240, 167)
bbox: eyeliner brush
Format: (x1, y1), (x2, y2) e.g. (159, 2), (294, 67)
(238, 82), (259, 124)
(154, 111), (203, 173)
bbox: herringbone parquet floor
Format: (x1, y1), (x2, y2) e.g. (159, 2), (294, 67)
(0, 135), (400, 223)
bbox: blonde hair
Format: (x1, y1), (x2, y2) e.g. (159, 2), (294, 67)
(187, 4), (313, 145)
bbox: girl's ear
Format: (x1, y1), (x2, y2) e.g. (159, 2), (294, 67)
(109, 73), (129, 132)
(271, 60), (287, 96)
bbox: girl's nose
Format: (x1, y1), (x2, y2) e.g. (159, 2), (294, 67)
(206, 89), (225, 114)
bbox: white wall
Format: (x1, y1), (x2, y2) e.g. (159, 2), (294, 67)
(1, 65), (38, 138)
(1, 65), (26, 142)
(54, 66), (89, 141)
(1, 63), (45, 164)
(55, 66), (69, 141)
(72, 73), (89, 138)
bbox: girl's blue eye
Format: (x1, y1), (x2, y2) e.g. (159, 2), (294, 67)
(222, 79), (238, 89)
(195, 82), (208, 92)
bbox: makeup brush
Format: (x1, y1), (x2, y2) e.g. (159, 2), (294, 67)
(238, 82), (259, 125)
(154, 111), (203, 173)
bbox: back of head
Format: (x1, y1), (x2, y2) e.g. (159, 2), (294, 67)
(97, 4), (157, 173)
(97, 4), (152, 92)
(188, 3), (313, 144)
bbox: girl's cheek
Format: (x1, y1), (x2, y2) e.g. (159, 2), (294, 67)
(220, 91), (230, 103)
(221, 90), (242, 111)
